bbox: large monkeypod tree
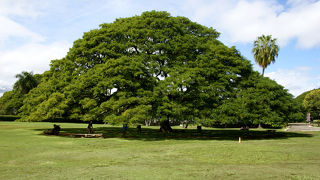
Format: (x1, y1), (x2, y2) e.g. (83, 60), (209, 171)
(7, 11), (299, 130)
(304, 89), (320, 120)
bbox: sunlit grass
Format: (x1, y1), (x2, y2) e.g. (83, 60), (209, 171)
(1, 121), (320, 179)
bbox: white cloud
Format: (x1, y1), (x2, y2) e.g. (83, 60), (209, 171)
(265, 67), (320, 97)
(0, 0), (42, 17)
(0, 0), (47, 47)
(184, 0), (320, 48)
(0, 41), (71, 91)
(0, 0), (46, 42)
(0, 0), (60, 96)
(0, 16), (44, 46)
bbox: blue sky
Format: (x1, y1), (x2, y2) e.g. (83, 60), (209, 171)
(1, 0), (320, 97)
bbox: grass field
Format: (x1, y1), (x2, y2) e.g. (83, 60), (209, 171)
(1, 121), (320, 180)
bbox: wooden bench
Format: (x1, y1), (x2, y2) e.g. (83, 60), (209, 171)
(73, 133), (104, 138)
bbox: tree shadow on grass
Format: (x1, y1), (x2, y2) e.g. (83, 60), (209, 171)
(34, 126), (313, 141)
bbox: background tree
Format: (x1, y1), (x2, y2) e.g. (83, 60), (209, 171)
(0, 91), (22, 115)
(295, 89), (318, 105)
(295, 88), (319, 122)
(252, 35), (279, 76)
(0, 71), (40, 115)
(14, 71), (39, 94)
(303, 89), (320, 120)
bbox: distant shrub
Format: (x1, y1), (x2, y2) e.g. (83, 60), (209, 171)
(313, 120), (320, 127)
(0, 115), (21, 121)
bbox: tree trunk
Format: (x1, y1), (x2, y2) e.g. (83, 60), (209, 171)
(262, 68), (265, 76)
(184, 123), (188, 129)
(160, 119), (173, 133)
(145, 120), (151, 126)
(258, 123), (263, 128)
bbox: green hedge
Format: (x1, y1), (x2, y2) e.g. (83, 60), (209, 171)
(0, 115), (21, 121)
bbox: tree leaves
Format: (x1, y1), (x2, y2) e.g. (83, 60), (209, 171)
(252, 35), (279, 76)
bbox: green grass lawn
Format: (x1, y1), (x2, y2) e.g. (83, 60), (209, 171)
(1, 121), (320, 180)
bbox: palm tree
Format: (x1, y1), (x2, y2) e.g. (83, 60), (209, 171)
(252, 35), (279, 76)
(13, 71), (38, 94)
